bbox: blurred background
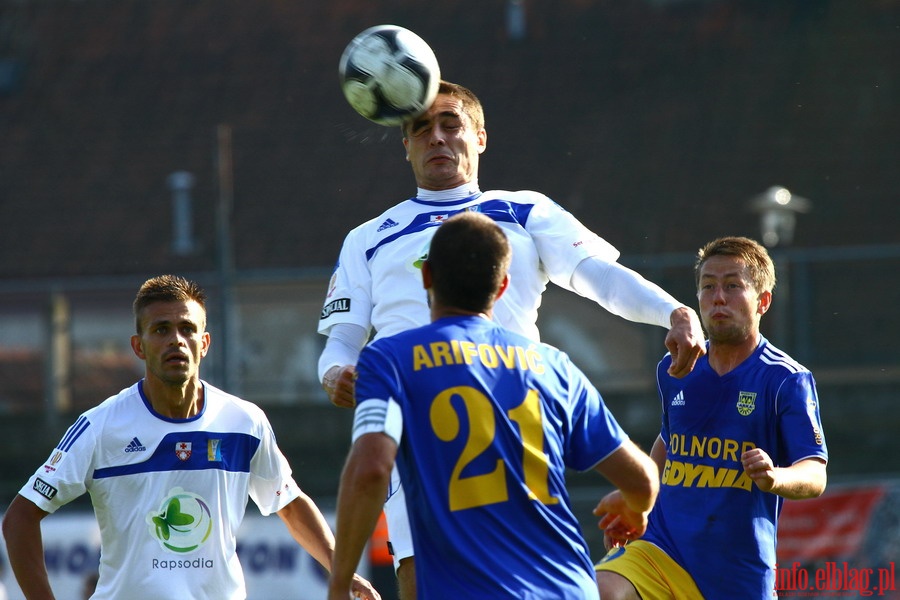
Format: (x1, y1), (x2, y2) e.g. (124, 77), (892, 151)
(0, 0), (898, 598)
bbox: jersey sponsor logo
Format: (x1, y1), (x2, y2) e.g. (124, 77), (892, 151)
(429, 213), (449, 223)
(152, 557), (214, 570)
(668, 433), (757, 461)
(671, 391), (686, 406)
(147, 487), (213, 554)
(664, 433), (757, 491)
(377, 218), (400, 231)
(175, 441), (192, 461)
(737, 391), (757, 416)
(662, 459), (753, 491)
(125, 437), (147, 453)
(412, 250), (428, 270)
(321, 298), (350, 319)
(33, 477), (58, 500)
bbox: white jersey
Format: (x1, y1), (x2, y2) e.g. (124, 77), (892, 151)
(19, 380), (301, 600)
(318, 187), (619, 342)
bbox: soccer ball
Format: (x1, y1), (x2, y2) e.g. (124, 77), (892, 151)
(338, 25), (441, 126)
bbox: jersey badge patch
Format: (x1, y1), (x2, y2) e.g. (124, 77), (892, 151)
(326, 272), (338, 299)
(42, 450), (64, 474)
(175, 442), (192, 461)
(33, 477), (58, 500)
(321, 298), (350, 319)
(736, 391), (757, 416)
(207, 439), (222, 461)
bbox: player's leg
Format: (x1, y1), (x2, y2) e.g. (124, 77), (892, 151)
(384, 468), (416, 599)
(596, 570), (642, 600)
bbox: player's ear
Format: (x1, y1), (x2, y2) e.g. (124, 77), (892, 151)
(477, 128), (487, 154)
(495, 274), (510, 300)
(421, 260), (433, 290)
(130, 334), (145, 360)
(757, 290), (772, 315)
(200, 331), (211, 357)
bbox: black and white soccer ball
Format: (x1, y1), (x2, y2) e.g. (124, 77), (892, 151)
(338, 25), (441, 127)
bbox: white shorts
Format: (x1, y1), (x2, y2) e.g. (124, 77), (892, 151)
(384, 464), (414, 571)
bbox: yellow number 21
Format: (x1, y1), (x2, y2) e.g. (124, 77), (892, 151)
(429, 385), (560, 512)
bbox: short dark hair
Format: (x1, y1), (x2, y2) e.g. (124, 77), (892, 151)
(401, 80), (485, 135)
(695, 236), (776, 293)
(426, 212), (510, 313)
(133, 274), (207, 333)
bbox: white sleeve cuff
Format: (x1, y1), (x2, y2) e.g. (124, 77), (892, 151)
(317, 322), (369, 382)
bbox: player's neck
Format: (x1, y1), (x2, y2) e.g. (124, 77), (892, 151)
(142, 377), (204, 419)
(431, 304), (492, 322)
(707, 333), (760, 376)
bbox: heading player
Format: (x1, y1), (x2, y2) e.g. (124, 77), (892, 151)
(327, 211), (659, 599)
(318, 79), (705, 598)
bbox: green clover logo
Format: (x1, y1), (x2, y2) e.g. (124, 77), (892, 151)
(147, 488), (213, 553)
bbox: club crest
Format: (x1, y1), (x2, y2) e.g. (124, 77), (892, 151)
(175, 442), (192, 461)
(736, 391), (757, 416)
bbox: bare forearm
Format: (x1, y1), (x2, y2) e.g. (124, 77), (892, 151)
(596, 439), (659, 514)
(330, 470), (390, 592)
(769, 460), (828, 499)
(277, 494), (337, 571)
(2, 496), (55, 599)
(742, 450), (827, 499)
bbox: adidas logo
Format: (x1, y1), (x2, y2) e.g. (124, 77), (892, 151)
(124, 437), (147, 453)
(671, 391), (686, 406)
(377, 218), (399, 232)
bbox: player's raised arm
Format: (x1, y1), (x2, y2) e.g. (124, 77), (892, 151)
(570, 258), (706, 377)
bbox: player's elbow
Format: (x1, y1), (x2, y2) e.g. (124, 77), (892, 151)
(624, 473), (659, 514)
(615, 463), (659, 515)
(2, 494), (42, 545)
(357, 460), (394, 489)
(800, 469), (827, 499)
(779, 459), (828, 500)
(343, 450), (394, 497)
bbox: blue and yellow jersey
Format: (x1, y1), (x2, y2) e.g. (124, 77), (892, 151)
(644, 336), (828, 598)
(354, 315), (628, 599)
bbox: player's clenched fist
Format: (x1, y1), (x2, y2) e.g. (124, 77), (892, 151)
(323, 365), (358, 408)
